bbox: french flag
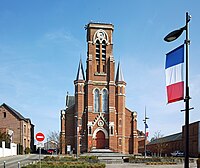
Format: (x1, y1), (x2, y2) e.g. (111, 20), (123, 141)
(165, 44), (184, 103)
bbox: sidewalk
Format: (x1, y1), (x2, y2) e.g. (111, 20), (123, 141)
(106, 162), (197, 168)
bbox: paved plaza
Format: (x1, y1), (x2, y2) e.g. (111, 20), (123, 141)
(106, 162), (197, 168)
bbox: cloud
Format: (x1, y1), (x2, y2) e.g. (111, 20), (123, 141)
(45, 30), (72, 41)
(37, 29), (83, 49)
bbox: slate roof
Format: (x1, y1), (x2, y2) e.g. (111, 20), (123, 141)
(76, 59), (85, 81)
(1, 103), (32, 123)
(115, 62), (124, 82)
(66, 95), (75, 109)
(147, 132), (182, 145)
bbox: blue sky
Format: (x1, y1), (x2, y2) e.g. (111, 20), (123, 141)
(0, 0), (200, 142)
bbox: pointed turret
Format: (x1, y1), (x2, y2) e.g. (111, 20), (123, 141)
(115, 61), (126, 153)
(76, 59), (85, 81)
(115, 62), (124, 82)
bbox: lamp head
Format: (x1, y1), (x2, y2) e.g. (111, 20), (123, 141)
(164, 26), (186, 42)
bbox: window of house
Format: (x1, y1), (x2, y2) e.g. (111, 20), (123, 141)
(24, 138), (26, 148)
(3, 112), (6, 118)
(120, 86), (123, 94)
(102, 89), (108, 113)
(94, 89), (100, 112)
(24, 125), (26, 134)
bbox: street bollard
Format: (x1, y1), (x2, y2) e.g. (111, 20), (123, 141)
(18, 162), (20, 168)
(4, 161), (6, 168)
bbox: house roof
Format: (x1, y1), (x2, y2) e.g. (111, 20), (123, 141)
(147, 132), (182, 145)
(1, 103), (32, 123)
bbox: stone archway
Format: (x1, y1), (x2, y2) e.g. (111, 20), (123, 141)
(96, 130), (105, 149)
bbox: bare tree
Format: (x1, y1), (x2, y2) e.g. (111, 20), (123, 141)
(47, 131), (60, 153)
(47, 130), (59, 143)
(151, 131), (167, 157)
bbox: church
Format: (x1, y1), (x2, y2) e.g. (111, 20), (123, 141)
(60, 22), (138, 155)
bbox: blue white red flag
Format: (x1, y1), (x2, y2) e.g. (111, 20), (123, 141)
(165, 44), (184, 103)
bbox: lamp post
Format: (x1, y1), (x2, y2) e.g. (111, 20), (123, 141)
(143, 106), (149, 159)
(164, 12), (191, 168)
(74, 115), (78, 158)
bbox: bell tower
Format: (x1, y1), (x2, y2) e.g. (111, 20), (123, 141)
(85, 23), (117, 151)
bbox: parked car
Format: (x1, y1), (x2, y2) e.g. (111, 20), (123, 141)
(47, 149), (56, 154)
(171, 150), (184, 157)
(142, 150), (152, 156)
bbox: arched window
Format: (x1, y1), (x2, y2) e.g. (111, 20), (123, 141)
(102, 89), (108, 113)
(96, 40), (100, 73)
(102, 40), (106, 73)
(94, 89), (100, 112)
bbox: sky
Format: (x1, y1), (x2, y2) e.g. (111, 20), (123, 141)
(0, 0), (200, 143)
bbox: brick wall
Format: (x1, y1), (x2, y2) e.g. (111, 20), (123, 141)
(0, 105), (34, 153)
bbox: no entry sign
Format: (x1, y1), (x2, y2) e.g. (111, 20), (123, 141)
(36, 132), (45, 142)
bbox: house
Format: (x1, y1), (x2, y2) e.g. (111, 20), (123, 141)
(0, 103), (34, 154)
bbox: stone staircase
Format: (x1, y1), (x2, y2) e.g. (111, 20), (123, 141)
(81, 149), (128, 164)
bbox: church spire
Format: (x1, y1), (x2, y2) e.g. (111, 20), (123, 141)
(76, 59), (85, 81)
(115, 62), (124, 82)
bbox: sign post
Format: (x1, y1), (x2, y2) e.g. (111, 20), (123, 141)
(36, 132), (45, 168)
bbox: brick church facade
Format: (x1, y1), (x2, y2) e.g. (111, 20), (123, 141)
(60, 22), (138, 155)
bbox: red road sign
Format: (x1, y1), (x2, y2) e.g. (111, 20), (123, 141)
(36, 132), (45, 142)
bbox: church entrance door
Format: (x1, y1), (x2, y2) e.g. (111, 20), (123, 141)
(96, 130), (105, 149)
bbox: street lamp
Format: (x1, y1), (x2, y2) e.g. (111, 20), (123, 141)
(74, 115), (78, 158)
(143, 107), (149, 159)
(164, 12), (191, 168)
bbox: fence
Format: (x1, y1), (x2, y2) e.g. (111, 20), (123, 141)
(0, 141), (17, 157)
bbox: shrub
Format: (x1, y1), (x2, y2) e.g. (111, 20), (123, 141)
(22, 162), (105, 168)
(79, 156), (99, 163)
(18, 144), (23, 155)
(25, 147), (31, 154)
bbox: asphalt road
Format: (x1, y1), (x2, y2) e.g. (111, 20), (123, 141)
(0, 154), (44, 168)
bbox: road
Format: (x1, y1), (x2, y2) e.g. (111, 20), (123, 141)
(0, 155), (197, 168)
(0, 154), (44, 168)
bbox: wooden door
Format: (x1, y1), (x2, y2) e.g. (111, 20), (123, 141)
(96, 131), (105, 149)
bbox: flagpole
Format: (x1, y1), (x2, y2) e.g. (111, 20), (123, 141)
(184, 12), (190, 168)
(143, 106), (149, 159)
